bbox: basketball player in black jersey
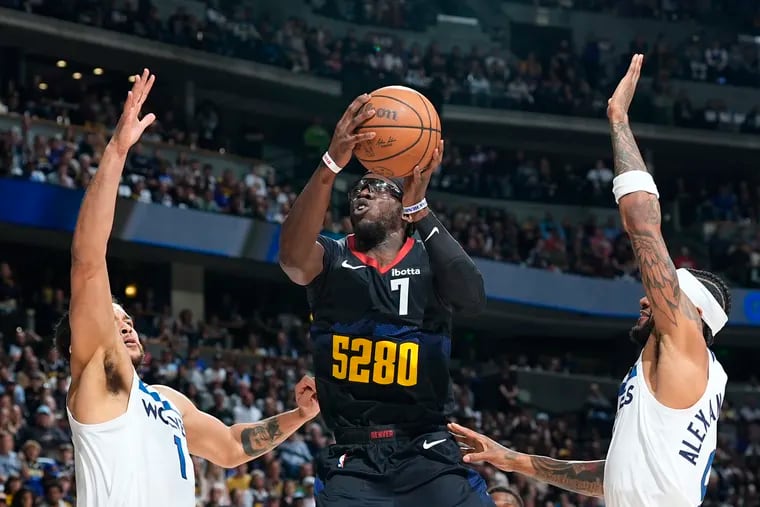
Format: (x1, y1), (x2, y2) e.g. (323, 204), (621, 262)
(279, 93), (494, 507)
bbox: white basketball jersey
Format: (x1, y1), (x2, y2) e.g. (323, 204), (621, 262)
(67, 372), (195, 507)
(604, 350), (727, 507)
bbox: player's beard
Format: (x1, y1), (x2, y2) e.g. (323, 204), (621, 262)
(351, 213), (404, 250)
(130, 343), (146, 367)
(629, 315), (654, 347)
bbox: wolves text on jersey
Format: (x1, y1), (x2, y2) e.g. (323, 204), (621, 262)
(679, 392), (722, 466)
(139, 381), (187, 437)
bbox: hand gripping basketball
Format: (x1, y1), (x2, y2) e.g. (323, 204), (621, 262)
(326, 94), (377, 170)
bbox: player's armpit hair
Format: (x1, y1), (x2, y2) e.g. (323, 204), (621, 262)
(414, 212), (486, 314)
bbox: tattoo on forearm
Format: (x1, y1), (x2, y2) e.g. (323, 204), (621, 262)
(610, 122), (702, 330)
(611, 122), (647, 176)
(528, 457), (606, 498)
(629, 229), (681, 327)
(240, 417), (283, 458)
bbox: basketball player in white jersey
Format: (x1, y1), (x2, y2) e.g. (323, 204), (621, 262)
(448, 55), (730, 507)
(57, 69), (321, 506)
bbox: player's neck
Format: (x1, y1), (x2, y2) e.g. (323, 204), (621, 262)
(353, 230), (406, 263)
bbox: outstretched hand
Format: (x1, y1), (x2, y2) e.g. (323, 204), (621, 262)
(607, 54), (643, 124)
(295, 376), (320, 420)
(448, 422), (525, 472)
(111, 68), (157, 155)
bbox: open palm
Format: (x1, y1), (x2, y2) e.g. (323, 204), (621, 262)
(112, 68), (157, 154)
(607, 54), (643, 123)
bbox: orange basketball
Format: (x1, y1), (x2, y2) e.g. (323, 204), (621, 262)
(354, 86), (441, 178)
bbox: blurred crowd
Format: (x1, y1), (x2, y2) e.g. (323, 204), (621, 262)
(8, 76), (760, 287)
(7, 0), (760, 133)
(510, 0), (760, 29)
(16, 113), (760, 286)
(1, 253), (760, 506)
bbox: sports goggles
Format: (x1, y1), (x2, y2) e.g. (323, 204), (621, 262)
(348, 178), (403, 201)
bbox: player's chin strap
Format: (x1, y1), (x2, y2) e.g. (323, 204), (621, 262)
(676, 269), (728, 336)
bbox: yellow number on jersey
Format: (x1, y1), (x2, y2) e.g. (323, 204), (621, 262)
(331, 335), (419, 386)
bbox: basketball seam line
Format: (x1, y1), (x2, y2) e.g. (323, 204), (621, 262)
(357, 125), (442, 132)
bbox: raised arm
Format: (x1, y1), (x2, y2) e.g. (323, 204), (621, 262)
(279, 94), (376, 285)
(607, 55), (703, 344)
(156, 376), (320, 468)
(68, 70), (156, 380)
(402, 143), (486, 314)
(449, 423), (604, 498)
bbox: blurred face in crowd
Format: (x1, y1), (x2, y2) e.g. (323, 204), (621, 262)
(348, 175), (404, 247)
(0, 433), (12, 454)
(490, 490), (523, 507)
(114, 304), (145, 366)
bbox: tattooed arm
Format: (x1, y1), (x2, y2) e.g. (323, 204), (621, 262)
(448, 423), (605, 498)
(607, 55), (703, 343)
(156, 377), (319, 468)
(515, 453), (606, 498)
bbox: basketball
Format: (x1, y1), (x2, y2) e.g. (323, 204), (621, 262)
(354, 86), (441, 178)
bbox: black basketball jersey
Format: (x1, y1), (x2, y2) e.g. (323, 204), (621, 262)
(307, 234), (454, 432)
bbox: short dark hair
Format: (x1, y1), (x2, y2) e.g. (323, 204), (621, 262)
(487, 486), (524, 507)
(54, 295), (121, 362)
(686, 268), (732, 346)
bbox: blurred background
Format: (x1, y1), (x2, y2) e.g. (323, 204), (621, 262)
(1, 0), (760, 505)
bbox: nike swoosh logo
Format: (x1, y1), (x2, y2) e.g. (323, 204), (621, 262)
(424, 227), (439, 242)
(341, 260), (366, 270)
(422, 438), (447, 450)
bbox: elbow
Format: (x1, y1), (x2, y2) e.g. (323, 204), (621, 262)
(215, 453), (240, 470)
(278, 261), (313, 287)
(453, 270), (487, 315)
(619, 193), (660, 234)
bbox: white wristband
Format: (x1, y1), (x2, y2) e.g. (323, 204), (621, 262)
(322, 151), (343, 174)
(612, 172), (660, 204)
(403, 198), (428, 215)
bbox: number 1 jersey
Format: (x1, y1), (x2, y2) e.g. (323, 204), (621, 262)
(307, 234), (454, 432)
(67, 371), (195, 507)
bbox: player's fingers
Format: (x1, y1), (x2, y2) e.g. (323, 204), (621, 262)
(124, 90), (135, 112)
(429, 147), (442, 169)
(448, 422), (479, 439)
(139, 113), (156, 129)
(342, 93), (371, 123)
(301, 375), (316, 389)
(138, 72), (156, 106)
(462, 451), (493, 464)
(349, 105), (376, 130)
(351, 132), (376, 144)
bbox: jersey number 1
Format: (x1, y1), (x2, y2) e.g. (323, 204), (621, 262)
(173, 435), (188, 480)
(390, 277), (409, 316)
